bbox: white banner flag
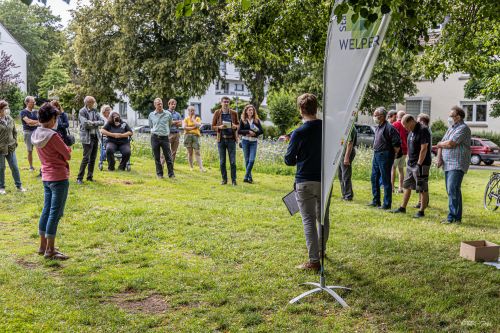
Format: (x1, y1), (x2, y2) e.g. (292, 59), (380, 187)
(321, 3), (391, 224)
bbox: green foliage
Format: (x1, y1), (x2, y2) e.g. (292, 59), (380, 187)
(0, 83), (24, 116)
(267, 89), (299, 134)
(261, 124), (280, 139)
(430, 119), (447, 133)
(72, 0), (226, 108)
(431, 130), (445, 146)
(38, 54), (70, 99)
(0, 0), (64, 94)
(52, 83), (84, 113)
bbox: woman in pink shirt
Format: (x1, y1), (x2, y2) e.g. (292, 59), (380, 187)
(31, 103), (71, 260)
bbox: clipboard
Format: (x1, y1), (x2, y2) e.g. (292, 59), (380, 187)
(282, 190), (300, 216)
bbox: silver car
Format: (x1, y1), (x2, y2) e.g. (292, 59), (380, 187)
(354, 124), (376, 147)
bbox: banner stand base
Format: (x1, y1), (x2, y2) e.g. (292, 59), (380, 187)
(289, 275), (351, 307)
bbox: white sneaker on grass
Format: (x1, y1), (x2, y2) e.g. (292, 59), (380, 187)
(17, 187), (27, 193)
(0, 188), (6, 195)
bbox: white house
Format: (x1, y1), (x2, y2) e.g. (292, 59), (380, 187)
(398, 73), (500, 133)
(0, 22), (28, 92)
(118, 62), (268, 127)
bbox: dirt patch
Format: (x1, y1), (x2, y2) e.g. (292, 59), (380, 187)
(15, 258), (38, 269)
(110, 292), (168, 314)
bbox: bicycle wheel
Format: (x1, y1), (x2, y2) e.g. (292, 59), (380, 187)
(484, 176), (500, 211)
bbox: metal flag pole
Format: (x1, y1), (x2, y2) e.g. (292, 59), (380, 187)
(289, 0), (391, 307)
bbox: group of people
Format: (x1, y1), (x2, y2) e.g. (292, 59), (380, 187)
(285, 95), (472, 271)
(0, 92), (472, 266)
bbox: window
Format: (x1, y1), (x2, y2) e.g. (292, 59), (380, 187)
(471, 139), (482, 147)
(119, 102), (127, 119)
(234, 84), (244, 91)
(461, 102), (487, 122)
(405, 98), (431, 117)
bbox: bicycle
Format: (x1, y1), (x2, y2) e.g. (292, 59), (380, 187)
(484, 172), (500, 211)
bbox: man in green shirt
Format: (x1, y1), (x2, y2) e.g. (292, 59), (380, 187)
(148, 98), (174, 178)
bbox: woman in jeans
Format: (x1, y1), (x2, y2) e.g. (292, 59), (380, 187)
(31, 103), (71, 260)
(238, 104), (263, 183)
(0, 100), (26, 194)
(183, 106), (205, 172)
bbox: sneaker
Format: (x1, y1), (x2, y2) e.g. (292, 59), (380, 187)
(296, 261), (321, 271)
(367, 202), (381, 207)
(220, 180), (227, 185)
(232, 181), (237, 186)
(169, 175), (175, 179)
(390, 207), (406, 214)
(17, 187), (27, 193)
(413, 211), (425, 218)
(378, 205), (391, 210)
(441, 219), (454, 224)
(76, 179), (84, 185)
(0, 188), (5, 195)
(157, 175), (164, 179)
(243, 179), (250, 183)
(200, 168), (207, 173)
(86, 178), (94, 182)
(29, 167), (35, 172)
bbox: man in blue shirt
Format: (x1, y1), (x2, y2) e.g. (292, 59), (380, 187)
(284, 93), (325, 271)
(19, 96), (39, 171)
(149, 98), (174, 179)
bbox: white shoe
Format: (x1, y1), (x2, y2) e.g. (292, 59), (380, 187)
(17, 187), (27, 193)
(0, 188), (6, 195)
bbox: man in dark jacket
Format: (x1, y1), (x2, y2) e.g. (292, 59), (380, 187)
(368, 107), (401, 210)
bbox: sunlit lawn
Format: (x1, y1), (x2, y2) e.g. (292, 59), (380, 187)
(0, 144), (498, 332)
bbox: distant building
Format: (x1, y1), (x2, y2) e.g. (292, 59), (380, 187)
(0, 22), (28, 92)
(118, 62), (268, 127)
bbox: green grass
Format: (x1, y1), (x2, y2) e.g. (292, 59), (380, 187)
(0, 143), (498, 332)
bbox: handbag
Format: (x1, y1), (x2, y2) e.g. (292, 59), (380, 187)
(65, 128), (75, 146)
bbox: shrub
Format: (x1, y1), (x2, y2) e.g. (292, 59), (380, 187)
(431, 119), (447, 133)
(0, 83), (24, 117)
(267, 90), (299, 134)
(262, 125), (280, 139)
(431, 129), (445, 145)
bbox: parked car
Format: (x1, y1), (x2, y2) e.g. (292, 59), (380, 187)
(431, 137), (500, 165)
(200, 123), (216, 136)
(134, 125), (151, 133)
(354, 124), (376, 147)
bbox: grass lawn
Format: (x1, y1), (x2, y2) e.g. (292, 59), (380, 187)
(0, 145), (499, 332)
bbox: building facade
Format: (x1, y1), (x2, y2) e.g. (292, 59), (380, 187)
(0, 22), (28, 92)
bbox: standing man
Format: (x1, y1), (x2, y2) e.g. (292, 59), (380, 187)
(149, 98), (174, 179)
(391, 110), (408, 193)
(76, 96), (104, 184)
(163, 99), (182, 167)
(368, 107), (401, 210)
(285, 93), (325, 271)
(338, 125), (357, 201)
(436, 106), (471, 224)
(212, 96), (239, 185)
(391, 115), (432, 218)
(20, 96), (39, 171)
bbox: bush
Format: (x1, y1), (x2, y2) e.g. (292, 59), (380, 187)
(432, 129), (445, 145)
(267, 89), (299, 134)
(0, 83), (24, 117)
(262, 125), (280, 139)
(431, 119), (447, 133)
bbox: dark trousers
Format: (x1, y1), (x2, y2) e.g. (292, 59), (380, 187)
(338, 150), (355, 200)
(77, 135), (99, 181)
(218, 138), (236, 182)
(371, 150), (394, 208)
(106, 142), (131, 170)
(445, 170), (464, 221)
(151, 134), (174, 177)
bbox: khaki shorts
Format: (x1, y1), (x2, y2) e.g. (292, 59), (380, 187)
(23, 130), (34, 152)
(184, 134), (200, 150)
(393, 155), (406, 168)
(403, 164), (430, 193)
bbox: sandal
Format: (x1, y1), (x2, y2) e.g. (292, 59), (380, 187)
(38, 247), (58, 255)
(44, 250), (69, 260)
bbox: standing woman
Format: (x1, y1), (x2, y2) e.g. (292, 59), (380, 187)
(98, 105), (112, 170)
(183, 106), (205, 172)
(238, 104), (263, 183)
(0, 100), (26, 194)
(31, 103), (71, 260)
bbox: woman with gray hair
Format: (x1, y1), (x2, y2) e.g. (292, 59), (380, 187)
(0, 100), (26, 194)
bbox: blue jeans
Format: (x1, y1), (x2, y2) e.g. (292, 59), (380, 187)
(218, 138), (236, 182)
(241, 140), (257, 181)
(445, 170), (464, 221)
(0, 151), (22, 189)
(371, 151), (394, 208)
(39, 180), (69, 239)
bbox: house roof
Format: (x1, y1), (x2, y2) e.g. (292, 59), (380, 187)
(0, 21), (30, 55)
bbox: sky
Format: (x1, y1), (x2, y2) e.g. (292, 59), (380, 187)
(44, 0), (89, 27)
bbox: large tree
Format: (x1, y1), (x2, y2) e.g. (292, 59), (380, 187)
(72, 0), (227, 111)
(38, 54), (70, 99)
(0, 0), (64, 95)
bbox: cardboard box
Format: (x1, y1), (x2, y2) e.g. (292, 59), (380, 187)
(460, 241), (499, 262)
